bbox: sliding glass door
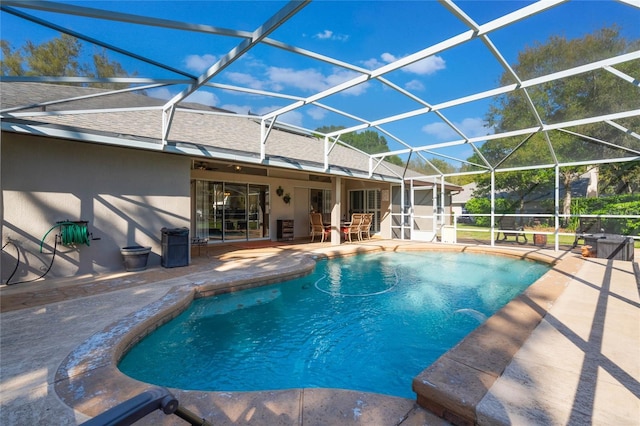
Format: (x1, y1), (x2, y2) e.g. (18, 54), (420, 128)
(224, 183), (247, 240)
(193, 180), (269, 242)
(248, 184), (269, 239)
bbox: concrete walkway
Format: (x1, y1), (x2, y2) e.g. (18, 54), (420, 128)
(0, 240), (638, 425)
(477, 256), (640, 425)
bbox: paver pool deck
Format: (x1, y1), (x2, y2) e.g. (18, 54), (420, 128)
(1, 240), (638, 425)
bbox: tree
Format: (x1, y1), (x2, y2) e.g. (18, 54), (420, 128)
(599, 162), (640, 195)
(1, 34), (134, 89)
(474, 26), (639, 223)
(23, 34), (83, 77)
(1, 40), (24, 75)
(315, 125), (404, 166)
(407, 156), (457, 178)
(409, 157), (455, 175)
(89, 48), (133, 90)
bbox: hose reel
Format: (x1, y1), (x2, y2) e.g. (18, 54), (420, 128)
(40, 220), (97, 252)
(3, 220), (99, 285)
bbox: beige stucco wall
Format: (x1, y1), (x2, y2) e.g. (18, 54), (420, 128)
(191, 168), (334, 241)
(1, 133), (190, 282)
(1, 132), (407, 283)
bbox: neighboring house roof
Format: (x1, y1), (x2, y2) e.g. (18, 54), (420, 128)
(1, 82), (460, 189)
(451, 183), (476, 205)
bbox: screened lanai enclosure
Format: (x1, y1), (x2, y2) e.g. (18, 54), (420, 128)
(1, 0), (639, 252)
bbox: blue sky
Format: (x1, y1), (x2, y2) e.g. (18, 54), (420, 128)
(2, 0), (639, 162)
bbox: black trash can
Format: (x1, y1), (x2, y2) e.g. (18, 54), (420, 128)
(161, 227), (189, 268)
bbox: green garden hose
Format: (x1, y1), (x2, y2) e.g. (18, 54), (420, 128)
(60, 222), (91, 246)
(2, 221), (92, 285)
(40, 221), (91, 252)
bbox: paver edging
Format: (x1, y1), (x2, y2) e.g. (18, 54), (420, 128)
(411, 252), (583, 426)
(53, 254), (319, 419)
(52, 244), (582, 424)
(194, 255), (317, 298)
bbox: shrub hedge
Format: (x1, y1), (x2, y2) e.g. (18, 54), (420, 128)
(465, 194), (639, 235)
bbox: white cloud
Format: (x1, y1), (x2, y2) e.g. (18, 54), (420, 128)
(146, 87), (219, 107)
(226, 71), (265, 90)
(326, 69), (368, 96)
(422, 122), (456, 140)
(262, 67), (367, 95)
(267, 67), (328, 92)
(381, 52), (396, 63)
(316, 29), (334, 39)
(366, 52), (446, 75)
(405, 79), (425, 91)
(279, 110), (304, 127)
(184, 54), (217, 73)
(422, 117), (490, 140)
(404, 56), (446, 75)
(362, 57), (383, 70)
(221, 103), (320, 126)
(314, 29), (349, 41)
(147, 87), (172, 100)
(307, 106), (328, 120)
(186, 90), (219, 106)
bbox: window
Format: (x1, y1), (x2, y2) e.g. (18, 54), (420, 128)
(349, 189), (381, 233)
(310, 189), (332, 224)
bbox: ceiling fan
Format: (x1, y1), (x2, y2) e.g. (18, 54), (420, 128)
(193, 161), (218, 171)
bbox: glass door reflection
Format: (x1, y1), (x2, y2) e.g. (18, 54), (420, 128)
(224, 183), (247, 241)
(248, 185), (269, 239)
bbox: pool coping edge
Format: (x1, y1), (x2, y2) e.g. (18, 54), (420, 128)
(410, 248), (583, 426)
(52, 245), (577, 424)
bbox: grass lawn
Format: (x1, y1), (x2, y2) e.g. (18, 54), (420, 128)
(454, 225), (640, 248)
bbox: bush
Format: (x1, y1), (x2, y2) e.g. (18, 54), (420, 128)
(597, 202), (640, 235)
(570, 195), (640, 235)
(465, 194), (639, 236)
(465, 198), (515, 227)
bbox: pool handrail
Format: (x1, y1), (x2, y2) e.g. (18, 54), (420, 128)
(80, 386), (212, 426)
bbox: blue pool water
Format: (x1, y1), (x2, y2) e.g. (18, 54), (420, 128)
(119, 251), (549, 398)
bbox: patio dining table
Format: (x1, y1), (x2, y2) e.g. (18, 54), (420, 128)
(339, 222), (355, 242)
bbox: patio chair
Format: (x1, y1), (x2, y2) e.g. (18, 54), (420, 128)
(572, 217), (603, 248)
(310, 212), (330, 242)
(495, 216), (527, 245)
(359, 213), (373, 240)
(343, 213), (363, 242)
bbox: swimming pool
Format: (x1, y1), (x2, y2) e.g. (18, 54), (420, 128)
(118, 251), (549, 398)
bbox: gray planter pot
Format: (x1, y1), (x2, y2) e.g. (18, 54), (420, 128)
(120, 245), (151, 272)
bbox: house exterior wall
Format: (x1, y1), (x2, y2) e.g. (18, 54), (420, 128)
(190, 168), (334, 241)
(189, 171), (397, 241)
(1, 134), (190, 282)
(293, 186), (311, 238)
(1, 131), (456, 283)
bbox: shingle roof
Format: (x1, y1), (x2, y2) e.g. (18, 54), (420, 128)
(0, 82), (226, 112)
(0, 82), (446, 184)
